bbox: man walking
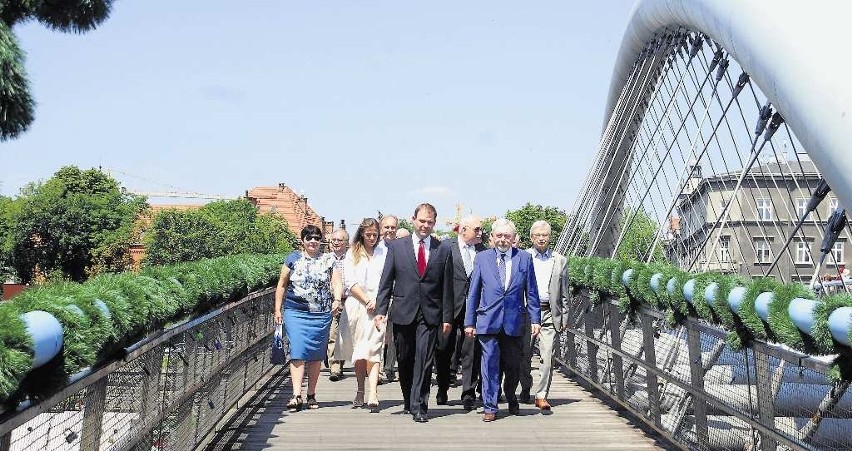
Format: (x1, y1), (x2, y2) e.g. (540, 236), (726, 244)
(437, 215), (485, 410)
(377, 214), (399, 383)
(465, 218), (541, 422)
(375, 203), (452, 423)
(524, 220), (568, 412)
(326, 228), (349, 381)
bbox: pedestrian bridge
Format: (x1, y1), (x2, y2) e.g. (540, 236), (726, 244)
(2, 0), (852, 449)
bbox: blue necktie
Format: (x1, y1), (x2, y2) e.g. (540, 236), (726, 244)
(498, 252), (507, 289)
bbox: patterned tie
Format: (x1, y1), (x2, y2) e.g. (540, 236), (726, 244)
(498, 252), (507, 289)
(417, 239), (426, 277)
(462, 245), (474, 276)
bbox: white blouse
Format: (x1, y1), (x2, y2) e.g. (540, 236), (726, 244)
(342, 244), (388, 297)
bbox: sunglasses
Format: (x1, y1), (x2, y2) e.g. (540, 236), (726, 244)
(304, 235), (322, 242)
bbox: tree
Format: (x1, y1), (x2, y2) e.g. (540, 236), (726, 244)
(615, 208), (665, 262)
(0, 1), (116, 140)
(144, 199), (297, 265)
(504, 203), (568, 249)
(5, 166), (147, 283)
(144, 210), (222, 265)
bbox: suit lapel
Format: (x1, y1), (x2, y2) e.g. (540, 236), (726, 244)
(405, 235), (419, 276)
(508, 248), (521, 289)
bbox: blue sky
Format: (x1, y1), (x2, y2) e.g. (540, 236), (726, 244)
(1, 1), (636, 230)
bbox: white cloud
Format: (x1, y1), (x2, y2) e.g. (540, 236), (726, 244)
(410, 186), (453, 197)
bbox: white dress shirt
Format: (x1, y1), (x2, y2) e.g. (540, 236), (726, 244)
(496, 249), (512, 290)
(343, 245), (388, 297)
(529, 248), (554, 302)
(412, 234), (432, 262)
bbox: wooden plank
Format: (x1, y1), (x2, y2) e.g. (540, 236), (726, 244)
(199, 357), (668, 451)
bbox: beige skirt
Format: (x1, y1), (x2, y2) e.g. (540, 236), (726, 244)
(335, 296), (385, 363)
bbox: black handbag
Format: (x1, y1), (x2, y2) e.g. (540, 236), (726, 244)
(270, 323), (286, 365)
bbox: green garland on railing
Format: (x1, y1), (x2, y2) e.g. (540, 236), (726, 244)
(567, 256), (852, 380)
(0, 253), (284, 405)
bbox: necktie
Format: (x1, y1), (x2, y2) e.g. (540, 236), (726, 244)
(417, 239), (426, 276)
(462, 245), (474, 276)
(498, 252), (507, 289)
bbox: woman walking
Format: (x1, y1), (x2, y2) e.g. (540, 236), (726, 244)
(339, 218), (387, 412)
(274, 225), (343, 412)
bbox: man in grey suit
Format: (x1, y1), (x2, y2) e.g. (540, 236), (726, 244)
(520, 220), (568, 411)
(437, 215), (486, 409)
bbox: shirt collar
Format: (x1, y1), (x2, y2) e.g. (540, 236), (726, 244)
(533, 248), (551, 259)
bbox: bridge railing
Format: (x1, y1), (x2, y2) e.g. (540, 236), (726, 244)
(0, 288), (279, 451)
(558, 289), (850, 451)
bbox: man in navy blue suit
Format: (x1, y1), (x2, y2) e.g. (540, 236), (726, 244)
(375, 203), (452, 423)
(464, 218), (541, 422)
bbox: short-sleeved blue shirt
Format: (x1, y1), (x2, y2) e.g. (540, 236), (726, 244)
(284, 251), (336, 313)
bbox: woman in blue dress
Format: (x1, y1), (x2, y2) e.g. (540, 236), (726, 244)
(274, 225), (343, 412)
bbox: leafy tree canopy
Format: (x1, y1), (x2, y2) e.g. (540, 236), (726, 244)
(504, 203), (568, 249)
(0, 1), (116, 140)
(615, 207), (665, 262)
(144, 199), (297, 266)
(4, 166), (147, 283)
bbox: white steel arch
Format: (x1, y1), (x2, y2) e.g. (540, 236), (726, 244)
(606, 0), (852, 210)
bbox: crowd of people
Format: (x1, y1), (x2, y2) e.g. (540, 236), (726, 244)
(272, 202), (569, 422)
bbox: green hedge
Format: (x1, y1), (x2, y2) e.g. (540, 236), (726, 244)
(0, 253), (283, 404)
(568, 256), (852, 379)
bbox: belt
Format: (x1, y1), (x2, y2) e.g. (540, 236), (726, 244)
(539, 302), (551, 312)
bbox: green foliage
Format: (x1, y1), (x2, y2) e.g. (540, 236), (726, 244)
(0, 253), (283, 403)
(566, 256), (852, 376)
(397, 218), (413, 233)
(144, 200), (295, 265)
(738, 277), (781, 340)
(4, 166), (147, 283)
(0, 1), (115, 140)
(505, 203), (567, 249)
(0, 302), (33, 401)
(615, 207), (665, 263)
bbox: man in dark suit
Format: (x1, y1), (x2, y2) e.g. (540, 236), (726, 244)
(437, 215), (486, 410)
(375, 203), (452, 423)
(464, 218), (541, 422)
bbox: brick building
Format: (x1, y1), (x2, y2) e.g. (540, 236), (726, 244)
(246, 184), (334, 237)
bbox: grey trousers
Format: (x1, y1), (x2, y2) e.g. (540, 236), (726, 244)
(534, 310), (558, 399)
(327, 313), (343, 375)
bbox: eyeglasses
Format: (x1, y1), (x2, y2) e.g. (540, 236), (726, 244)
(330, 238), (346, 243)
(304, 235), (322, 242)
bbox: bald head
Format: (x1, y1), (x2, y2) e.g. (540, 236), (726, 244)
(458, 215), (483, 245)
(395, 228), (411, 239)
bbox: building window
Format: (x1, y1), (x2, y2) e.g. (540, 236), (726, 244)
(829, 198), (840, 215)
(719, 236), (731, 263)
(795, 241), (812, 264)
(832, 242), (844, 264)
(796, 198), (808, 219)
(756, 198), (772, 221)
(754, 239), (771, 263)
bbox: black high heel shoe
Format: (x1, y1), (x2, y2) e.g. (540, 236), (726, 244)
(306, 394), (319, 409)
(287, 395), (303, 412)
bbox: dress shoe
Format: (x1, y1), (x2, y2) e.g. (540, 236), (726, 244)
(519, 390), (532, 404)
(535, 398), (552, 411)
(436, 392), (448, 405)
(482, 412), (496, 422)
(384, 371), (396, 382)
(508, 403), (520, 415)
(413, 413), (429, 423)
(462, 397), (475, 411)
(329, 373), (342, 382)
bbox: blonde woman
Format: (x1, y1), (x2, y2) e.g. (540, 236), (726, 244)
(339, 218), (387, 412)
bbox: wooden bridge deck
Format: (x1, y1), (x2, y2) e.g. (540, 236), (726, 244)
(199, 363), (670, 450)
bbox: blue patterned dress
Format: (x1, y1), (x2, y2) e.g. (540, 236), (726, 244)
(282, 251), (336, 360)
